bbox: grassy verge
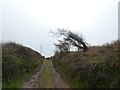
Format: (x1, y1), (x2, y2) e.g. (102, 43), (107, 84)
(41, 60), (54, 88)
(54, 64), (88, 88)
(3, 72), (32, 88)
(2, 61), (43, 89)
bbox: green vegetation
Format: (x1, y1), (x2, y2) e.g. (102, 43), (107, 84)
(2, 42), (43, 88)
(3, 71), (33, 88)
(52, 40), (120, 88)
(41, 60), (54, 88)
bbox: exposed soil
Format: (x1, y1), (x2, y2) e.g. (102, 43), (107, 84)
(52, 67), (69, 88)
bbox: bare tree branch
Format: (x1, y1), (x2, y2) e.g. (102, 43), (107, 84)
(51, 29), (88, 52)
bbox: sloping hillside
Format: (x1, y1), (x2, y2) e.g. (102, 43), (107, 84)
(2, 42), (43, 87)
(52, 40), (120, 88)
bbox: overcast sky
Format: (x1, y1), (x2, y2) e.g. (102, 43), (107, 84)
(1, 0), (119, 57)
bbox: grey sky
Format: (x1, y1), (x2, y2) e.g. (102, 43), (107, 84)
(118, 1), (120, 40)
(1, 0), (119, 57)
(0, 1), (2, 42)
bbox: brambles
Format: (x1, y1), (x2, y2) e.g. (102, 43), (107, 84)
(52, 40), (120, 88)
(2, 42), (43, 84)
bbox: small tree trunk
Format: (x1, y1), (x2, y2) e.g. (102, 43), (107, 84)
(81, 42), (87, 51)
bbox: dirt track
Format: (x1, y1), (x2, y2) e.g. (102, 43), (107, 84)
(22, 60), (69, 88)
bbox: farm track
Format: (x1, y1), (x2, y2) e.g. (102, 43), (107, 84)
(22, 60), (69, 88)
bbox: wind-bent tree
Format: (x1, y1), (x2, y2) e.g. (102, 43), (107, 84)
(54, 39), (70, 52)
(51, 29), (88, 52)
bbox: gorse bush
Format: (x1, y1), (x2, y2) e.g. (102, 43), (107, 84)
(2, 42), (43, 83)
(52, 40), (120, 88)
